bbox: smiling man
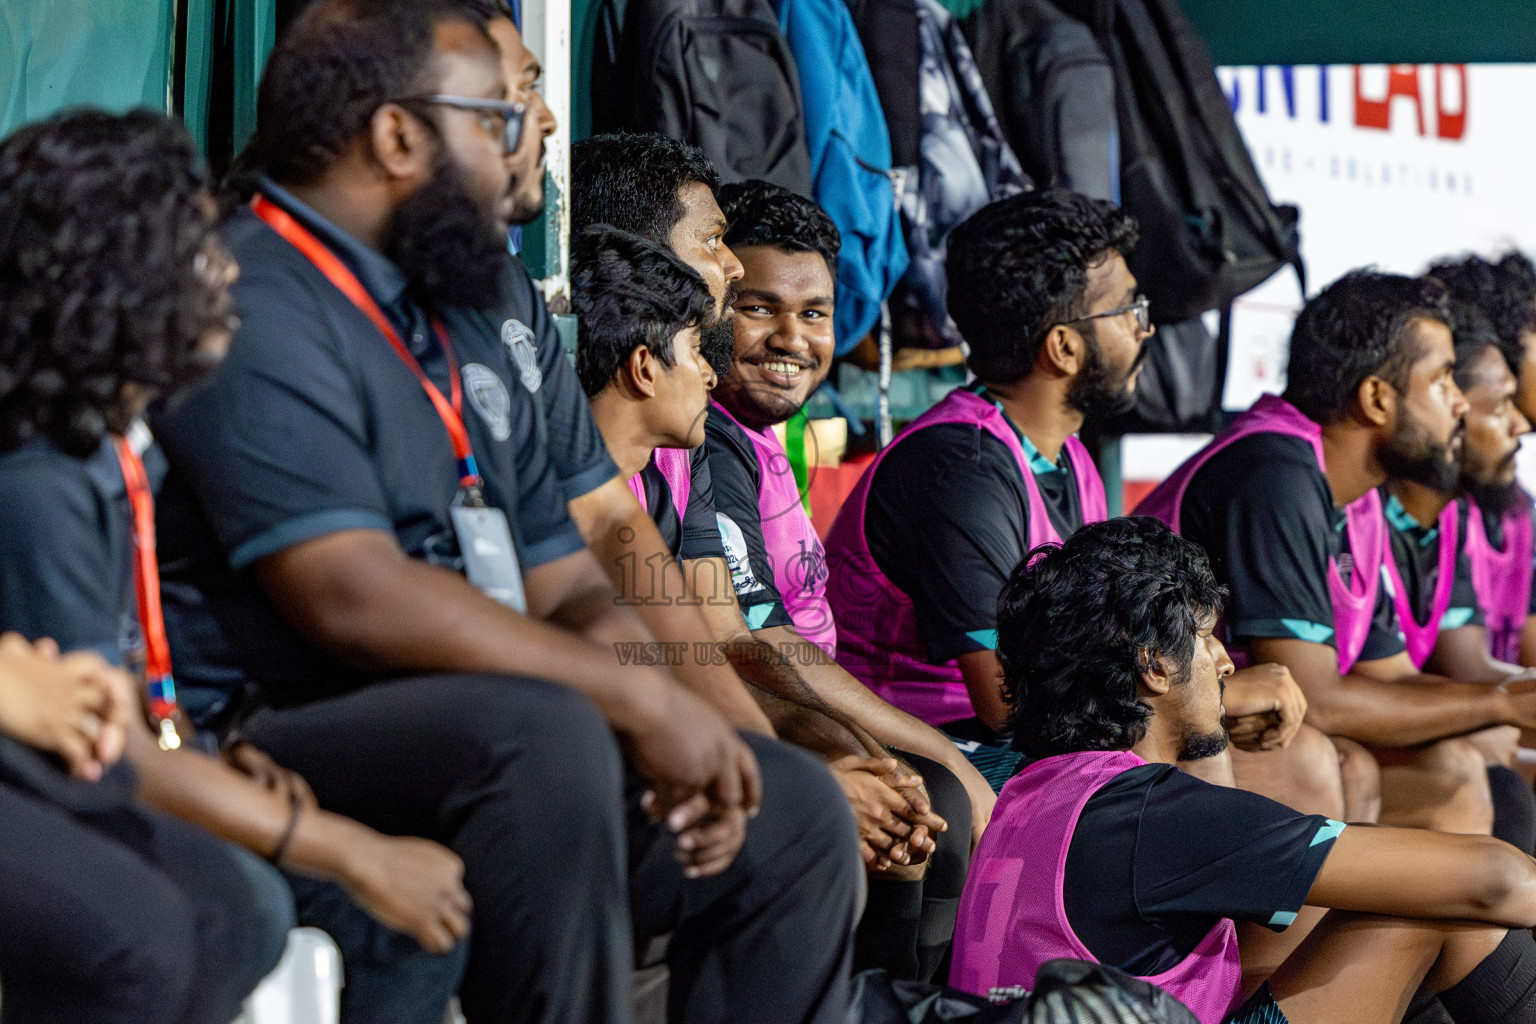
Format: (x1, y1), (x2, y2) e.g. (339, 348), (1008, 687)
(151, 3), (861, 1021)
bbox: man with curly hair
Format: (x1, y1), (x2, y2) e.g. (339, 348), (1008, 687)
(953, 516), (1536, 1024)
(152, 1), (861, 1021)
(0, 108), (484, 1024)
(1429, 253), (1536, 666)
(0, 108), (295, 1024)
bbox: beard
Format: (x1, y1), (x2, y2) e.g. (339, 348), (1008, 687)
(1379, 415), (1463, 492)
(1177, 726), (1231, 762)
(384, 156), (508, 311)
(1067, 326), (1142, 418)
(700, 283), (739, 380)
(1463, 449), (1525, 517)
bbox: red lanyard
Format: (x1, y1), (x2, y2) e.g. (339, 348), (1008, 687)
(249, 193), (482, 487)
(112, 436), (181, 750)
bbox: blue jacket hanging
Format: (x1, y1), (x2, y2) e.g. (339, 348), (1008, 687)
(774, 0), (910, 356)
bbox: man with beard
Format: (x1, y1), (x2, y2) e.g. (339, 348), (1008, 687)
(827, 190), (1316, 831)
(952, 517), (1536, 1024)
(467, 3), (773, 736)
(150, 2), (862, 1021)
(571, 163), (991, 982)
(1380, 302), (1532, 684)
(1141, 271), (1536, 843)
(1429, 254), (1536, 666)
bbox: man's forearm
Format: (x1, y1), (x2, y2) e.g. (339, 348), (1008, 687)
(751, 624), (973, 772)
(572, 481), (773, 733)
(1313, 672), (1512, 746)
(1251, 637), (1524, 747)
(746, 682), (869, 760)
(259, 532), (669, 733)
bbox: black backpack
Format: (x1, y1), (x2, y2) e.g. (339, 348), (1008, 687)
(590, 0), (814, 197)
(1055, 0), (1303, 325)
(963, 0), (1118, 202)
(848, 959), (1203, 1024)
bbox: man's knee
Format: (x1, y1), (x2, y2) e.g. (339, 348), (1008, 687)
(1331, 735), (1382, 823)
(203, 846), (297, 1004)
(1231, 724), (1346, 818)
(1380, 737), (1495, 834)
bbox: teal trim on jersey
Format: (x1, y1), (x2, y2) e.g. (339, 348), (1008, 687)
(745, 604), (775, 630)
(1278, 619), (1335, 643)
(970, 383), (1064, 476)
(1266, 910), (1298, 928)
(1439, 606), (1476, 630)
(1311, 819), (1347, 846)
(1383, 494), (1439, 546)
(966, 629), (1000, 650)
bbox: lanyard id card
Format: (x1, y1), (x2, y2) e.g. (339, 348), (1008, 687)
(450, 499), (527, 614)
(252, 193), (529, 613)
(113, 432), (182, 750)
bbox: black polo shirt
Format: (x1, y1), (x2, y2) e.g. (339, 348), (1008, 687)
(1177, 433), (1405, 662)
(0, 432), (166, 665)
(703, 406), (796, 632)
(863, 387), (1083, 663)
(154, 179), (585, 715)
(489, 254), (619, 502)
(637, 447), (728, 561)
(1382, 492), (1482, 631)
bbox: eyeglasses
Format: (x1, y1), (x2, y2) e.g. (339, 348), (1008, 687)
(395, 94), (527, 155)
(1061, 294), (1152, 333)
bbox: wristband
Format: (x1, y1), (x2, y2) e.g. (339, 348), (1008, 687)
(268, 790), (303, 866)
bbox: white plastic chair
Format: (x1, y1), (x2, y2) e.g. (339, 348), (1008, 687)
(233, 927), (343, 1024)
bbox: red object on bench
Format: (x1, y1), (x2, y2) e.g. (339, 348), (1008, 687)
(807, 453), (876, 539)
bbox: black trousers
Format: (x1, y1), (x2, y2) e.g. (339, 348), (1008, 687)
(0, 777), (292, 1024)
(852, 751), (972, 982)
(242, 673), (863, 1024)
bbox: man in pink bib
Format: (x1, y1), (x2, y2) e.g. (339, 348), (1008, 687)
(1429, 254), (1536, 666)
(1139, 273), (1536, 843)
(824, 190), (1321, 814)
(951, 517), (1536, 1024)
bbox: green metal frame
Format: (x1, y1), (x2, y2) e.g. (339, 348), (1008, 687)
(1181, 0), (1536, 67)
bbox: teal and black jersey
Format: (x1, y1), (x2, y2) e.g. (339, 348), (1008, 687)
(1178, 431), (1404, 661)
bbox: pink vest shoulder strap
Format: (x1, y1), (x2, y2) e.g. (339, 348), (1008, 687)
(1382, 497), (1460, 669)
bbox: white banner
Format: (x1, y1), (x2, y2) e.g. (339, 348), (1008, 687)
(1217, 63), (1536, 409)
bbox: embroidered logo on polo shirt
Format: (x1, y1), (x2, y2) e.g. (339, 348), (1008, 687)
(462, 363), (512, 442)
(501, 318), (542, 393)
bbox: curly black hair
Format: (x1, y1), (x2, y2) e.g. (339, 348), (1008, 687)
(0, 109), (223, 456)
(1446, 298), (1505, 392)
(250, 0), (484, 186)
(944, 188), (1139, 385)
(1283, 270), (1450, 424)
(571, 132), (720, 243)
(1426, 253), (1536, 375)
(997, 517), (1227, 760)
(572, 226), (713, 398)
(718, 179), (840, 279)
